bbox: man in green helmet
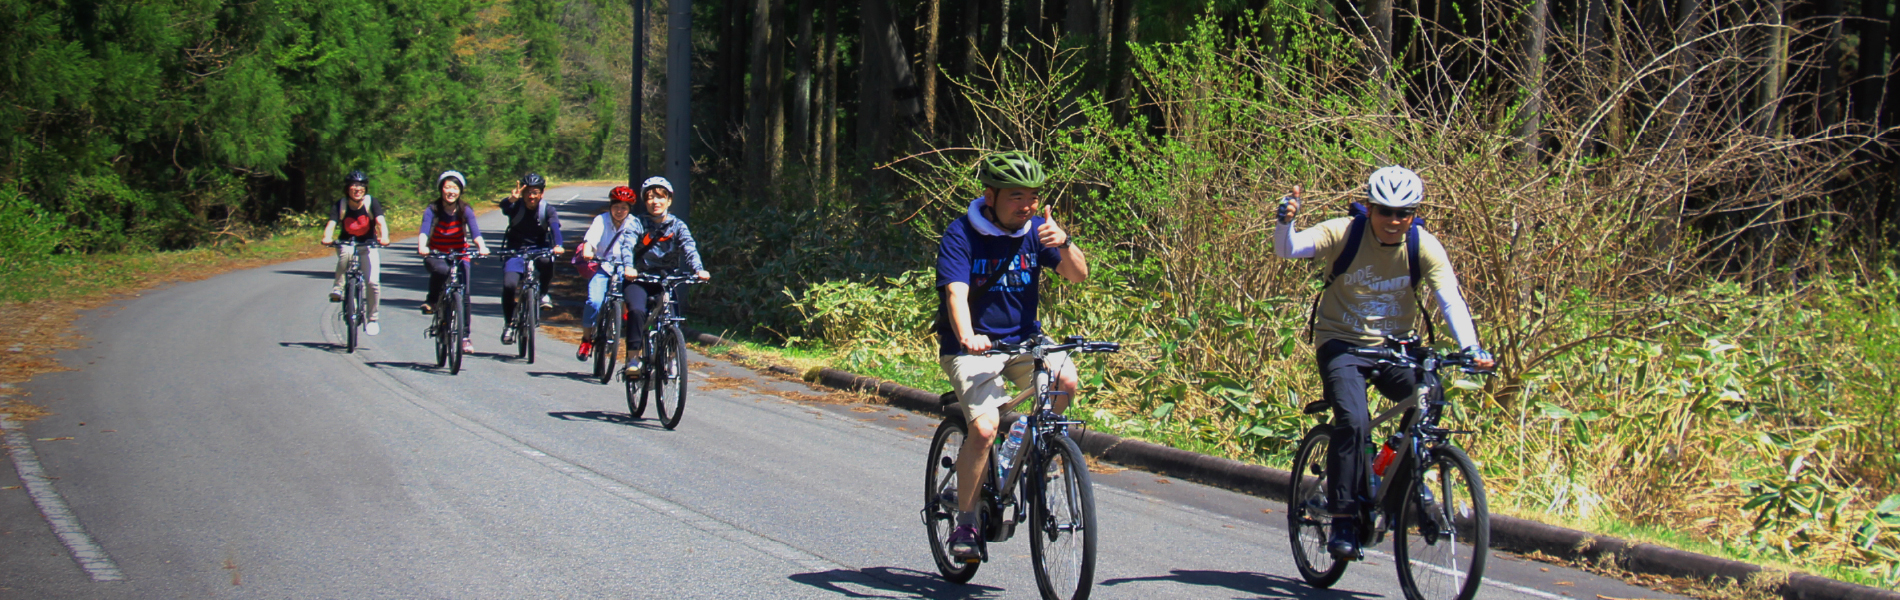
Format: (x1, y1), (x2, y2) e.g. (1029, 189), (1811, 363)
(934, 150), (1089, 561)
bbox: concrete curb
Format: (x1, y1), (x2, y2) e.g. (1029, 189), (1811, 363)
(682, 327), (1900, 600)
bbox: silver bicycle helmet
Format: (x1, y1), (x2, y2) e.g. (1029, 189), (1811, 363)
(1367, 166), (1423, 208)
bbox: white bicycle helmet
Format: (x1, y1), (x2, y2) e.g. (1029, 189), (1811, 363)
(1367, 166), (1423, 208)
(640, 176), (673, 194)
(437, 170), (468, 190)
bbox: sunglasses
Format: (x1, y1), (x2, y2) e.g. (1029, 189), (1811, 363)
(1374, 206), (1417, 219)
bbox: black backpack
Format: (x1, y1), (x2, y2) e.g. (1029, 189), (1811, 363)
(1306, 202), (1435, 343)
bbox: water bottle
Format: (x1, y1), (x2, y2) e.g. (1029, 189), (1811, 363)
(996, 419), (1028, 481)
(1372, 434), (1400, 478)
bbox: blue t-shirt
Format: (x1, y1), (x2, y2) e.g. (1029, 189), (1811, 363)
(935, 211), (1064, 355)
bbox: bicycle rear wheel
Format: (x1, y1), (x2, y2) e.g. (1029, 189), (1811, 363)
(1288, 426), (1348, 588)
(1029, 432), (1096, 600)
(652, 325), (688, 430)
(625, 337), (648, 419)
(514, 286), (533, 359)
(1395, 444), (1489, 600)
(924, 417), (980, 583)
(445, 291), (464, 375)
(343, 277), (360, 353)
(593, 298), (621, 385)
(433, 304), (451, 368)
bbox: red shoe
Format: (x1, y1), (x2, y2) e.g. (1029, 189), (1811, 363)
(576, 340), (593, 361)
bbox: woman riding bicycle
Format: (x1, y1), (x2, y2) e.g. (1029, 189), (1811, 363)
(1273, 166), (1494, 560)
(321, 169), (390, 335)
(616, 177), (709, 378)
(576, 185), (639, 362)
(935, 151), (1088, 561)
(498, 172), (565, 346)
(418, 170), (491, 354)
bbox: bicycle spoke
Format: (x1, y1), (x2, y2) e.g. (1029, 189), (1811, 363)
(1395, 446), (1489, 600)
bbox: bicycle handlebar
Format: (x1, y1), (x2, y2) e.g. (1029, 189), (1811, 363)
(1346, 342), (1494, 375)
(492, 248), (558, 259)
(630, 274), (705, 286)
(426, 250), (485, 260)
(327, 240), (387, 248)
(981, 336), (1121, 356)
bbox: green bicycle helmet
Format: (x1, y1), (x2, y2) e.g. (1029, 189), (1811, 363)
(976, 151), (1047, 189)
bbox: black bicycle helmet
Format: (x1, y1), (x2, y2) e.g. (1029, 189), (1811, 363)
(976, 151), (1047, 189)
(519, 172), (546, 189)
(344, 170), (369, 186)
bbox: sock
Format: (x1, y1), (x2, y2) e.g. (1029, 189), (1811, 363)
(956, 510), (979, 530)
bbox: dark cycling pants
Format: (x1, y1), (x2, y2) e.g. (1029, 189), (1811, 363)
(500, 256), (554, 323)
(424, 256), (472, 335)
(1317, 339), (1427, 515)
(624, 282), (664, 348)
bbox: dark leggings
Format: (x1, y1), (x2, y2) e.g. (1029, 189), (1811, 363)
(624, 282), (663, 348)
(500, 257), (553, 323)
(1317, 339), (1423, 515)
(424, 256), (472, 337)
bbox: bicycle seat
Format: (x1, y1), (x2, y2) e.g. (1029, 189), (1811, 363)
(939, 391), (959, 408)
(1303, 400), (1333, 415)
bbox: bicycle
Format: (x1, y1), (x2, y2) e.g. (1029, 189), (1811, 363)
(588, 261), (631, 385)
(921, 335), (1120, 600)
(329, 240), (383, 353)
(495, 248), (557, 364)
(1287, 335), (1494, 600)
(425, 250), (482, 375)
(623, 273), (703, 430)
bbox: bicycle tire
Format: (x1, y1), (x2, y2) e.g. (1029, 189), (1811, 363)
(594, 298), (621, 385)
(1394, 444), (1489, 600)
(523, 284), (538, 364)
(1288, 426), (1348, 588)
(653, 325), (688, 430)
(515, 286), (533, 359)
(624, 339), (648, 419)
(433, 302), (451, 368)
(1028, 432), (1096, 600)
(343, 277), (360, 353)
(924, 417), (980, 583)
(445, 291), (464, 375)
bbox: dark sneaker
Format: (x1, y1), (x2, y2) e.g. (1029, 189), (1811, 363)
(329, 288), (343, 303)
(947, 525), (981, 562)
(501, 327), (516, 345)
(1328, 517), (1362, 561)
(576, 340), (593, 361)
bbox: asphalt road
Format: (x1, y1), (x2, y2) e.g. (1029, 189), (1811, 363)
(0, 186), (1687, 599)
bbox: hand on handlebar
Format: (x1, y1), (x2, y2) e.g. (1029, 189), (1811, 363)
(960, 333), (994, 354)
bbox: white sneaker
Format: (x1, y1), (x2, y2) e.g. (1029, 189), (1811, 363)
(365, 321), (380, 336)
(539, 294), (554, 309)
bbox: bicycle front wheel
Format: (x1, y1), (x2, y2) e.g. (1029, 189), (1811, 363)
(1029, 432), (1096, 600)
(343, 277), (360, 353)
(652, 326), (688, 430)
(445, 291), (464, 375)
(1395, 444), (1489, 600)
(1288, 426), (1348, 588)
(593, 298), (621, 385)
(924, 417), (980, 583)
(624, 342), (648, 419)
(433, 303), (452, 368)
(523, 286), (538, 364)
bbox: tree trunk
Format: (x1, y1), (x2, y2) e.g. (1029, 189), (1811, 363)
(1578, 0), (1609, 155)
(1515, 0), (1547, 160)
(1108, 0), (1137, 122)
(719, 0), (749, 161)
(964, 0), (982, 78)
(858, 0), (920, 188)
(1757, 0), (1787, 138)
(816, 0), (839, 186)
(792, 0), (815, 162)
(1814, 0), (1844, 128)
(1851, 0), (1888, 125)
(746, 0), (786, 194)
(1368, 0), (1394, 106)
(921, 0), (943, 137)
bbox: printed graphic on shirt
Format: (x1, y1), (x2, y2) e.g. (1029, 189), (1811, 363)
(343, 214), (373, 237)
(970, 253), (1038, 292)
(1336, 264), (1415, 336)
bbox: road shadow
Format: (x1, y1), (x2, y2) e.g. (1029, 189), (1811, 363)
(547, 411), (666, 431)
(279, 269), (339, 280)
(1099, 569), (1376, 599)
(278, 341), (346, 354)
(364, 361), (448, 374)
(787, 566), (1002, 599)
(529, 371), (601, 383)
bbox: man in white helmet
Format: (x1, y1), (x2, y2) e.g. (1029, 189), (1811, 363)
(1274, 166), (1494, 560)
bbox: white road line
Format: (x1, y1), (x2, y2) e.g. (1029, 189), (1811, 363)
(1, 418), (126, 581)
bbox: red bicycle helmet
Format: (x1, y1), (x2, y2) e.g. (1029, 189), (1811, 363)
(608, 185), (636, 203)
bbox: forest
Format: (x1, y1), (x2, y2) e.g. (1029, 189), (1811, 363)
(4, 0), (1899, 589)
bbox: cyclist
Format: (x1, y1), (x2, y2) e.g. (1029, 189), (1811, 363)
(1273, 165), (1495, 560)
(618, 176), (710, 378)
(417, 170), (491, 354)
(320, 170), (390, 335)
(576, 185), (640, 362)
(935, 151), (1088, 561)
(497, 172), (565, 345)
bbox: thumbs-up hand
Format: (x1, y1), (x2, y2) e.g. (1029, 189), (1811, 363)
(1276, 185), (1302, 224)
(1037, 206), (1069, 249)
